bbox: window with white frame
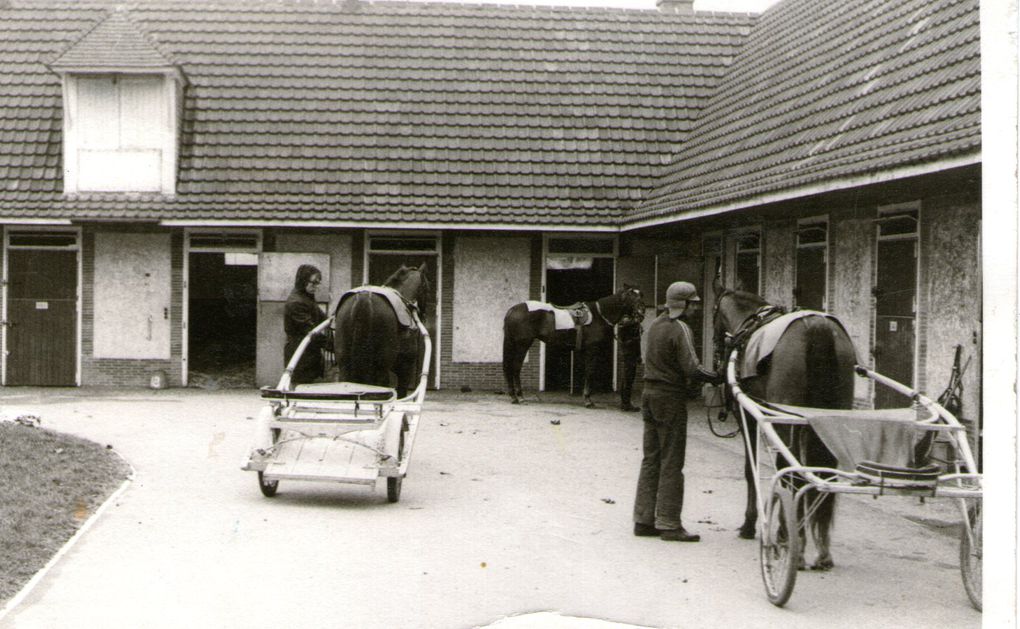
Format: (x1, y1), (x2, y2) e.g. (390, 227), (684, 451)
(64, 74), (176, 194)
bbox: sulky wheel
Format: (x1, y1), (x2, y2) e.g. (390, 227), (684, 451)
(258, 427), (281, 497)
(386, 414), (408, 503)
(760, 486), (800, 607)
(258, 471), (279, 498)
(960, 501), (982, 611)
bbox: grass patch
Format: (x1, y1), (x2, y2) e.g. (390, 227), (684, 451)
(0, 421), (131, 603)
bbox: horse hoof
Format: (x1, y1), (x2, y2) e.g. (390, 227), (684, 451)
(737, 526), (756, 540)
(584, 402), (596, 409)
(811, 558), (834, 571)
(511, 398), (520, 405)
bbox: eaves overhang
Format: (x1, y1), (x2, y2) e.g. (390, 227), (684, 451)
(157, 219), (621, 233)
(621, 152), (982, 232)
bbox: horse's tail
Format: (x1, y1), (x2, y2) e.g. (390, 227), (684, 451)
(502, 312), (514, 379)
(804, 317), (840, 409)
(803, 316), (841, 542)
(348, 292), (377, 384)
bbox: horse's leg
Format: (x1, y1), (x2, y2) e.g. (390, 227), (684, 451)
(806, 429), (837, 570)
(582, 349), (596, 408)
(739, 436), (757, 539)
(503, 339), (530, 404)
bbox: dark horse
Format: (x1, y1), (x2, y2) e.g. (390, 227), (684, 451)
(334, 264), (430, 398)
(713, 281), (856, 570)
(502, 286), (645, 407)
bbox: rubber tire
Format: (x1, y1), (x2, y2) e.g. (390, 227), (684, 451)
(258, 471), (279, 498)
(760, 486), (800, 607)
(386, 414), (408, 503)
(258, 427), (281, 498)
(960, 502), (982, 611)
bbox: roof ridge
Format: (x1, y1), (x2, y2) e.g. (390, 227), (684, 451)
(49, 8), (177, 70)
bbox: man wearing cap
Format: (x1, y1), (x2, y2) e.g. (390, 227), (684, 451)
(633, 281), (721, 542)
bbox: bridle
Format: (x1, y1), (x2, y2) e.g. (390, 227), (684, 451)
(709, 290), (786, 437)
(598, 287), (644, 338)
(713, 290), (786, 368)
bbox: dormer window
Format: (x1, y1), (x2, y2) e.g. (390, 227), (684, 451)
(66, 74), (173, 193)
(49, 11), (184, 195)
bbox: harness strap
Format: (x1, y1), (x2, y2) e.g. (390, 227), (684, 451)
(727, 305), (787, 353)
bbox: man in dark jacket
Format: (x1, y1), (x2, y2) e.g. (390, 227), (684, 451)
(632, 281), (721, 542)
(284, 264), (328, 386)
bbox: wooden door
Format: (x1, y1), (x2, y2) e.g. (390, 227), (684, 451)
(7, 249), (77, 385)
(874, 239), (916, 408)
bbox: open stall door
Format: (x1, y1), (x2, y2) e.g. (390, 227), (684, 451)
(256, 252), (331, 388)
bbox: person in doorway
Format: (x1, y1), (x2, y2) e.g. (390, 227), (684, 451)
(284, 264), (328, 386)
(633, 281), (721, 542)
(618, 312), (643, 412)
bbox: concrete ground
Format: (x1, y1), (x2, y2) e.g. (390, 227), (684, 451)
(0, 387), (981, 629)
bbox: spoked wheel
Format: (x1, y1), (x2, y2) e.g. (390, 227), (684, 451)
(760, 486), (800, 607)
(960, 501), (982, 611)
(258, 471), (279, 498)
(386, 414), (408, 503)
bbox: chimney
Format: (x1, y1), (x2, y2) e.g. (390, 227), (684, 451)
(656, 0), (695, 14)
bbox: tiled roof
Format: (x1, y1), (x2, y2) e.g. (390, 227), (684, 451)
(50, 10), (176, 71)
(0, 0), (755, 227)
(631, 0), (981, 224)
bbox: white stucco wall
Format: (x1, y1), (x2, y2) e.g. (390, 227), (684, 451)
(93, 232), (172, 359)
(453, 236), (530, 363)
(831, 214), (875, 404)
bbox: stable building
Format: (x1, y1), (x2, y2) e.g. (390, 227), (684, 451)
(0, 0), (982, 438)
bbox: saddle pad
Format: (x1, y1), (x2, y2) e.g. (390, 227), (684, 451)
(525, 300), (575, 331)
(337, 286), (414, 328)
(739, 311), (855, 379)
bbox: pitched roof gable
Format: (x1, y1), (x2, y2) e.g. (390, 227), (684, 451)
(631, 0), (980, 224)
(49, 9), (176, 72)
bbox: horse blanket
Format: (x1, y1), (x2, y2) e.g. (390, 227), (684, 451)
(336, 286), (415, 328)
(739, 311), (856, 379)
(525, 300), (592, 331)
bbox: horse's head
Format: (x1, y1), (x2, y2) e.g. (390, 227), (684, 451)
(619, 284), (646, 323)
(712, 279), (768, 364)
(385, 263), (431, 319)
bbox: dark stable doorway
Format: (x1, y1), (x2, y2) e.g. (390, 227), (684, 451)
(544, 257), (614, 393)
(188, 252), (258, 388)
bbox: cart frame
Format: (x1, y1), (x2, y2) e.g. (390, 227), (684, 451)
(724, 350), (982, 609)
(242, 310), (431, 503)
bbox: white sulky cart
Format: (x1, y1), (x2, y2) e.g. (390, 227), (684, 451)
(726, 351), (983, 610)
(242, 313), (430, 503)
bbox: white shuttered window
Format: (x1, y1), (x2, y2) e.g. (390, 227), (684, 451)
(69, 75), (170, 193)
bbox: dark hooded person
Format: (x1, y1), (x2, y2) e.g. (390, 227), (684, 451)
(283, 264), (328, 386)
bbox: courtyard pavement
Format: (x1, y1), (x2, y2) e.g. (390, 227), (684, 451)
(0, 387), (982, 629)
